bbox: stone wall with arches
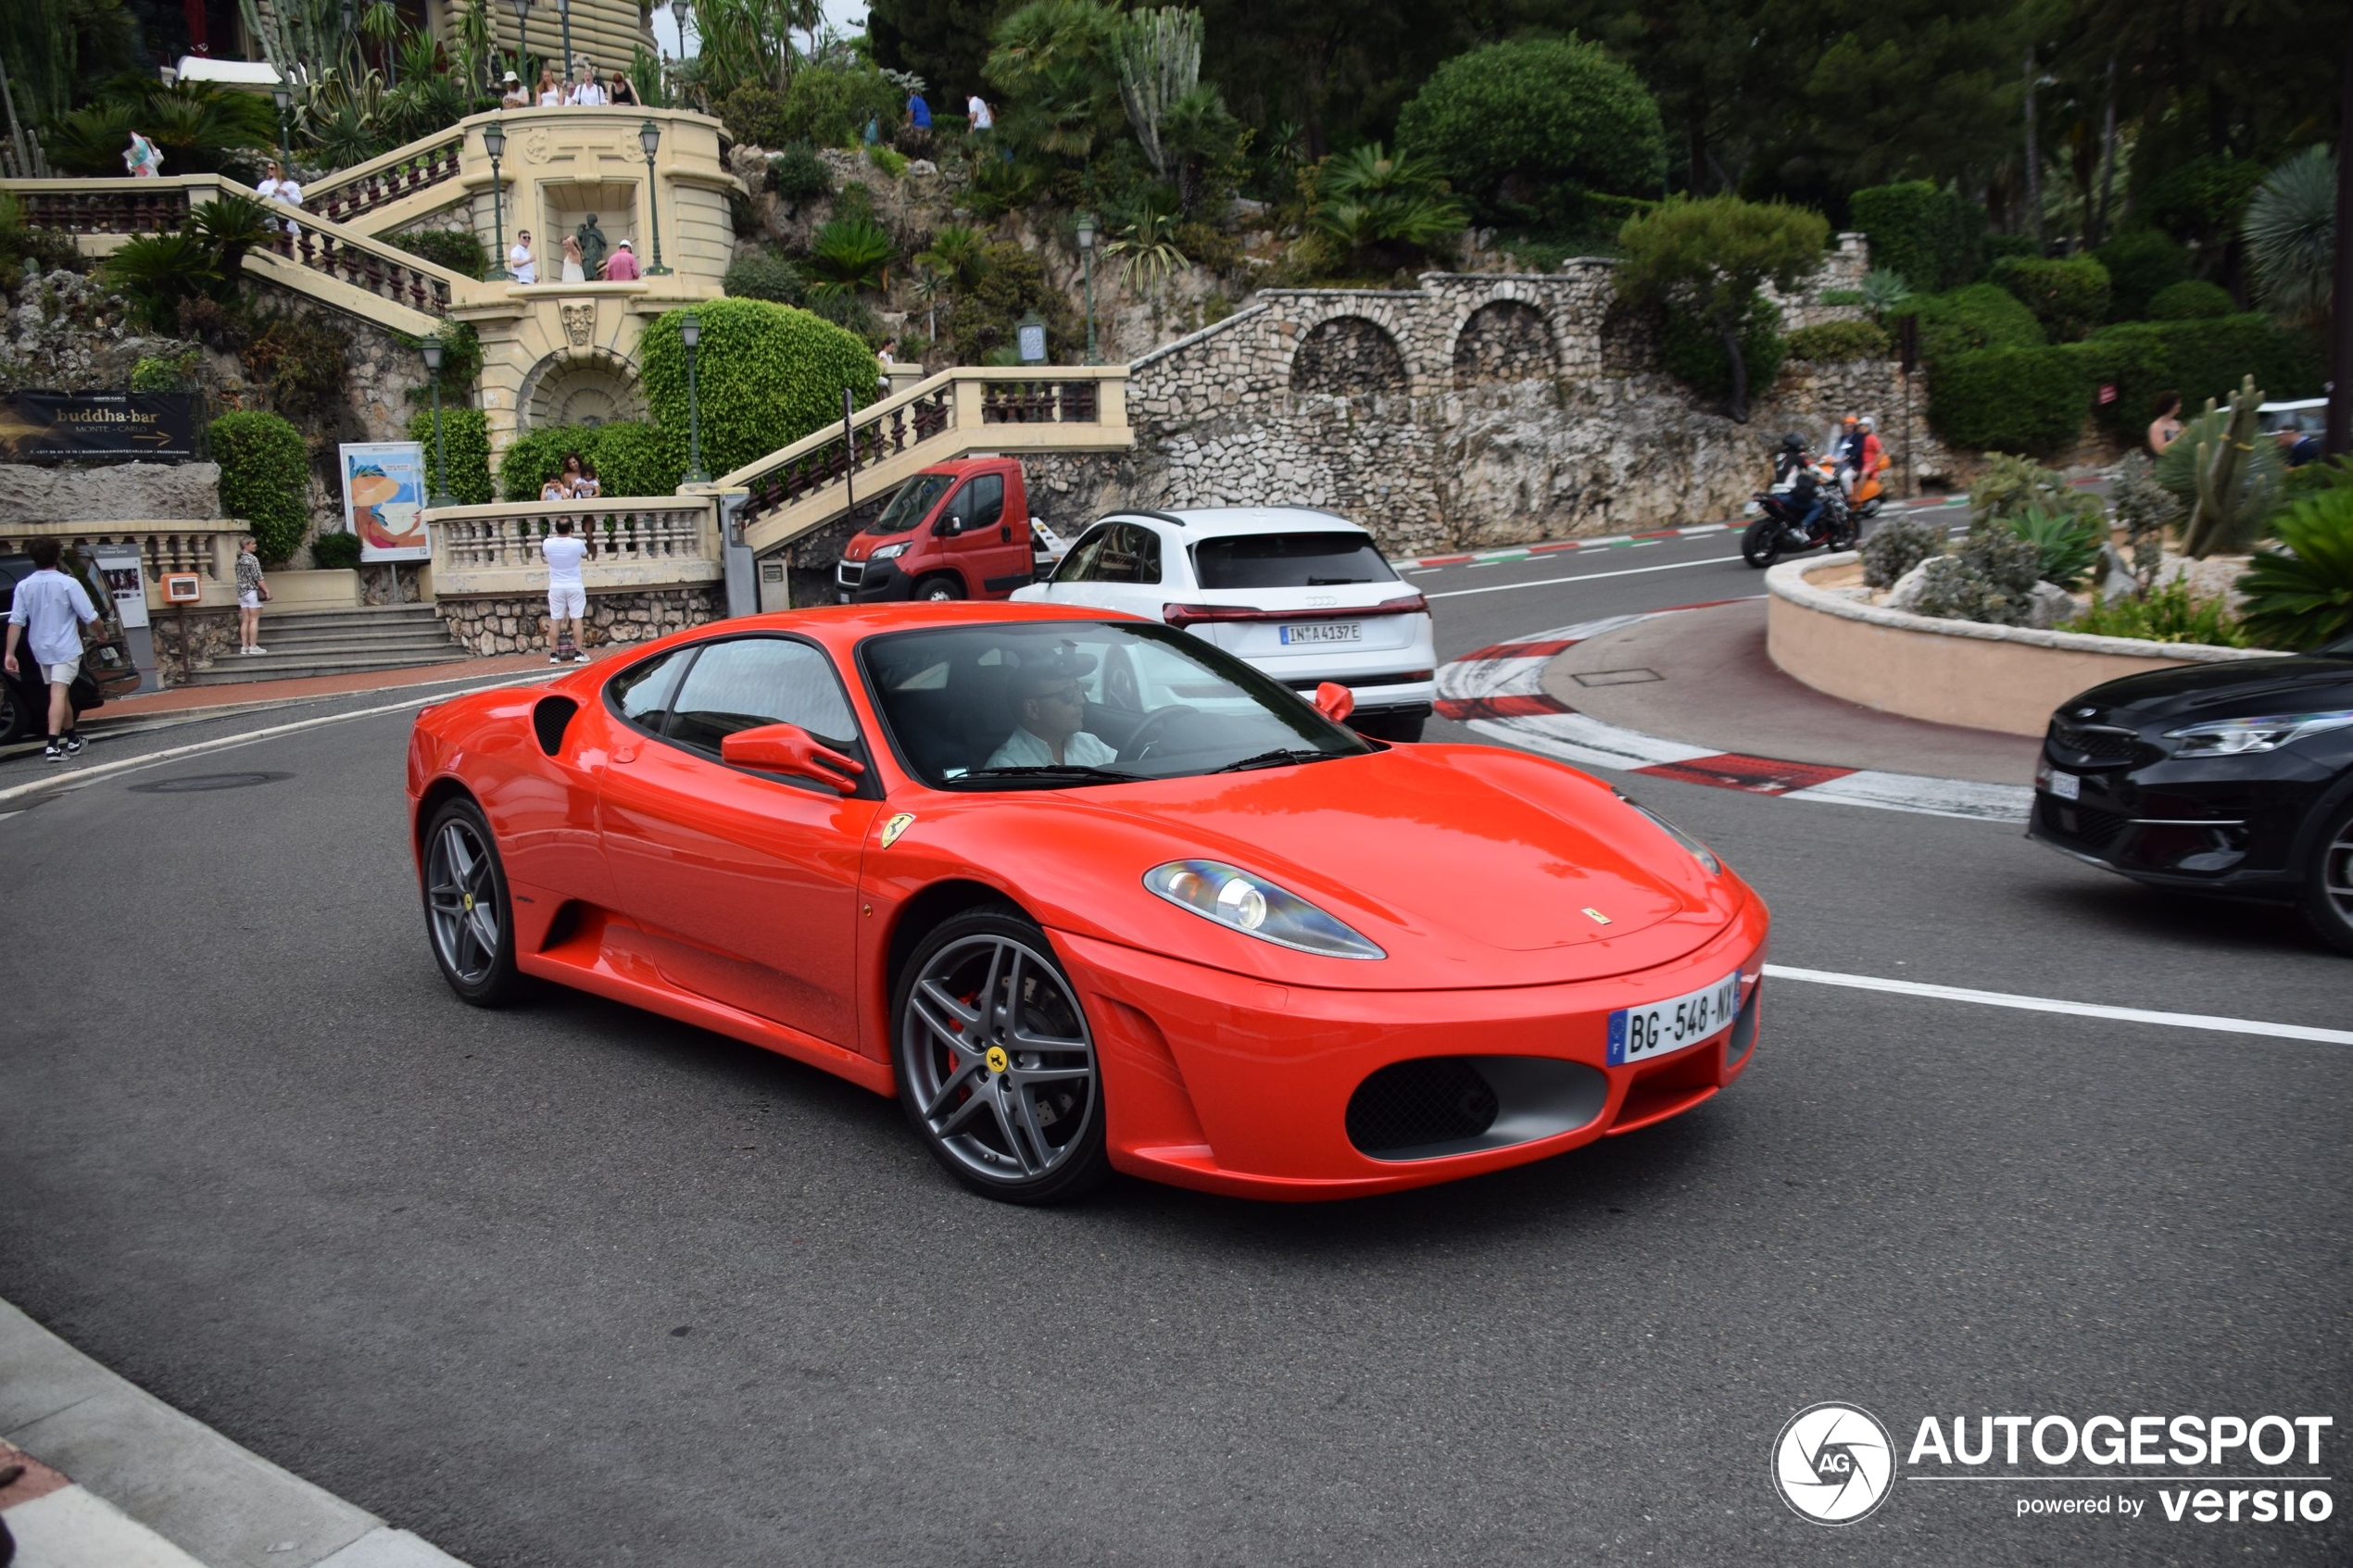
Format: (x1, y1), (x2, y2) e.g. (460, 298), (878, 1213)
(1027, 239), (1953, 559)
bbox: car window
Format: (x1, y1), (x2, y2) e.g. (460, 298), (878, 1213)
(1051, 525), (1110, 583)
(665, 636), (860, 756)
(872, 472), (953, 534)
(1088, 523), (1161, 585)
(1191, 531), (1396, 590)
(608, 645), (698, 733)
(966, 473), (1005, 530)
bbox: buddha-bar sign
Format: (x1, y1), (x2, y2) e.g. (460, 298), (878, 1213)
(0, 393), (198, 462)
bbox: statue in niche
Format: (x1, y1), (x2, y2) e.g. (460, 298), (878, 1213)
(573, 213), (609, 282)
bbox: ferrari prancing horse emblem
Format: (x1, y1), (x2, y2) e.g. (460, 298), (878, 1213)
(879, 812), (915, 847)
(984, 1046), (1009, 1073)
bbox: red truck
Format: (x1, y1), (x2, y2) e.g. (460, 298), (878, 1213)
(835, 458), (1043, 603)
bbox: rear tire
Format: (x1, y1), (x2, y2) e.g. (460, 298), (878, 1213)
(1741, 517), (1783, 569)
(0, 682), (28, 745)
(914, 573), (965, 602)
(421, 797), (525, 1006)
(893, 906), (1108, 1203)
(2299, 795), (2353, 957)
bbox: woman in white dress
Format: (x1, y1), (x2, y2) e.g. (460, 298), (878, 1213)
(560, 233), (586, 283)
(536, 65), (563, 107)
(256, 158), (303, 240)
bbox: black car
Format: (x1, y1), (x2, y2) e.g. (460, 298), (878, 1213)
(2028, 634), (2353, 954)
(0, 547), (143, 744)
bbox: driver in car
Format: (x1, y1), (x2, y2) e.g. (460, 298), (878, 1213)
(987, 661), (1119, 770)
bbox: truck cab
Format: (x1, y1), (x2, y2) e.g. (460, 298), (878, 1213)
(836, 458), (1038, 602)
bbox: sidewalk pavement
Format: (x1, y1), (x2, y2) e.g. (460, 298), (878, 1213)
(89, 653), (562, 727)
(0, 1299), (469, 1568)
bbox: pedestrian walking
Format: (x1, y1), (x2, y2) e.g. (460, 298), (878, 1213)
(123, 130), (163, 178)
(3, 537), (100, 761)
(905, 88), (932, 153)
(510, 228), (537, 284)
(966, 92), (992, 134)
(2147, 391), (2183, 457)
(234, 535), (270, 655)
(541, 517), (591, 663)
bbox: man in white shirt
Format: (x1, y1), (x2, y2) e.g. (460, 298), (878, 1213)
(540, 518), (591, 662)
(568, 66), (608, 107)
(984, 664), (1118, 771)
(510, 229), (536, 284)
(967, 94), (992, 132)
(4, 537), (100, 760)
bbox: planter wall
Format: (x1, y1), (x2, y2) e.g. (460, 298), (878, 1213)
(1766, 553), (2275, 737)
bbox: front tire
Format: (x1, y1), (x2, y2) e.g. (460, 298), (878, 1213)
(2300, 796), (2353, 957)
(421, 797), (524, 1006)
(893, 907), (1108, 1203)
(914, 573), (965, 602)
(0, 681), (28, 745)
(1741, 517), (1783, 569)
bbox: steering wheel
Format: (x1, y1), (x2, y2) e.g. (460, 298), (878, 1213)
(1102, 646), (1140, 711)
(1117, 704), (1198, 766)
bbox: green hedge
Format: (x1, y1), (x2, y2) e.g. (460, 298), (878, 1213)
(1849, 181), (1980, 292)
(2076, 314), (2323, 443)
(1989, 255), (2110, 341)
(496, 420), (682, 500)
(210, 410), (310, 564)
(2148, 280), (2234, 320)
(1895, 282), (2045, 365)
(724, 251), (807, 304)
(638, 299), (877, 482)
(1928, 346), (2090, 456)
(389, 227), (488, 281)
(1785, 319), (1892, 362)
(2094, 229), (2191, 320)
(405, 406), (493, 505)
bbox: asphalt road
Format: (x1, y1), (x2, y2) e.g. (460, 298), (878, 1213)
(3, 508), (2347, 1566)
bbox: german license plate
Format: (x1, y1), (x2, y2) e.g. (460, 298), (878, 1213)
(2048, 770), (2080, 800)
(1280, 621), (1362, 645)
(1607, 971), (1741, 1065)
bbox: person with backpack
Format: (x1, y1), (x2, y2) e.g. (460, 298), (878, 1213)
(4, 538), (100, 761)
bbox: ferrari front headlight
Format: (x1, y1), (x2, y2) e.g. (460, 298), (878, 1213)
(1615, 792), (1721, 874)
(2164, 710), (2353, 757)
(1144, 859), (1385, 960)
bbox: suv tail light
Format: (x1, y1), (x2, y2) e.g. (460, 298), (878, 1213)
(1162, 593), (1428, 627)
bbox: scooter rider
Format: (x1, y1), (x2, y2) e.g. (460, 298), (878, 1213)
(1835, 413), (1867, 500)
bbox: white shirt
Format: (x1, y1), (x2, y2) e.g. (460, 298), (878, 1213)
(7, 568), (98, 666)
(984, 725), (1117, 771)
(257, 176), (302, 208)
(569, 81), (608, 106)
(968, 95), (992, 130)
(510, 244), (536, 283)
(538, 87), (563, 107)
(541, 533), (587, 588)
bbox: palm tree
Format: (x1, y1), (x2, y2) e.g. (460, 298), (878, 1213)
(809, 215), (895, 296)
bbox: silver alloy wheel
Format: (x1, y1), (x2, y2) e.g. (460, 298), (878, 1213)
(2328, 817), (2353, 928)
(922, 580), (958, 600)
(902, 933), (1097, 1184)
(425, 816), (501, 985)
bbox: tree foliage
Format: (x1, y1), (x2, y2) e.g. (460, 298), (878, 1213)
(636, 300), (879, 482)
(1615, 194), (1825, 420)
(2243, 144), (2334, 329)
(211, 410), (312, 565)
(2237, 487), (2353, 652)
(406, 406), (493, 506)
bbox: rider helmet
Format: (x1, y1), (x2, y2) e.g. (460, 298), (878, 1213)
(1857, 415), (1875, 432)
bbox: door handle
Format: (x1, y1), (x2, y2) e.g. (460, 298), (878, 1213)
(1000, 525), (1012, 543)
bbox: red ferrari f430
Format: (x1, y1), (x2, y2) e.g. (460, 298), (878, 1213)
(407, 604), (1768, 1202)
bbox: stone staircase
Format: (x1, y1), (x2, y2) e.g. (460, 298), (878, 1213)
(185, 604), (470, 686)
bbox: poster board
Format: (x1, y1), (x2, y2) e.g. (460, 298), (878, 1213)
(339, 442), (432, 563)
(0, 393), (196, 462)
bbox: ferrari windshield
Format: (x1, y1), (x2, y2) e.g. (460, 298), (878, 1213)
(860, 621), (1376, 788)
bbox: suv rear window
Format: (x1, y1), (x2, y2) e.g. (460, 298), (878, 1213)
(1191, 532), (1396, 590)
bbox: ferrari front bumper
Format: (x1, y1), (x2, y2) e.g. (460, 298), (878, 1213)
(1051, 902), (1769, 1199)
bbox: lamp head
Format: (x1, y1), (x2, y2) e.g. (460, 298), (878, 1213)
(679, 312), (700, 350)
(638, 118), (661, 158)
(422, 333), (445, 371)
(271, 83), (292, 113)
(1075, 210), (1096, 250)
(483, 122), (505, 159)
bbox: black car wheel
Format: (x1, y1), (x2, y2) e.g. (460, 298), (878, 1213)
(421, 797), (524, 1005)
(893, 906), (1107, 1203)
(915, 573), (964, 602)
(1741, 517), (1783, 569)
(2301, 795), (2353, 957)
(0, 681), (27, 745)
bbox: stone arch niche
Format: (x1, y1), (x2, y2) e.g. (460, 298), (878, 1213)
(1289, 316), (1410, 395)
(520, 349), (647, 430)
(1452, 299), (1557, 385)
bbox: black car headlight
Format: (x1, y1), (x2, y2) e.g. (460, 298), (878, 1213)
(1144, 860), (1385, 960)
(2163, 710), (2353, 758)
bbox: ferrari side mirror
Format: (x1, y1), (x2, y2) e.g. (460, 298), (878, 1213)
(1313, 682), (1354, 723)
(720, 722), (865, 794)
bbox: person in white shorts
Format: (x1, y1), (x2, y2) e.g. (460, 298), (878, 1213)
(541, 518), (591, 662)
(4, 537), (100, 761)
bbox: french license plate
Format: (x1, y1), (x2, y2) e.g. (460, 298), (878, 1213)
(1280, 621), (1362, 645)
(1607, 971), (1742, 1066)
(2048, 770), (2081, 800)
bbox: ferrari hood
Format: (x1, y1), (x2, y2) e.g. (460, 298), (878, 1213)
(934, 744), (1747, 990)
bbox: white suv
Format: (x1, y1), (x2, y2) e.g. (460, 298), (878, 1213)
(1011, 507), (1435, 740)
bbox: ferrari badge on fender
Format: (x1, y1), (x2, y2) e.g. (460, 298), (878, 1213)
(879, 812), (915, 847)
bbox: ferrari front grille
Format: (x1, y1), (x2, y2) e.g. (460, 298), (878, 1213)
(1346, 1058), (1500, 1157)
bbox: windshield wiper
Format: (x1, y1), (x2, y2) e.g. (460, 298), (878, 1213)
(1214, 746), (1346, 773)
(961, 764), (1142, 786)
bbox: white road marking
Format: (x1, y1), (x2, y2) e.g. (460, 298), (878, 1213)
(1427, 554), (1746, 599)
(1765, 964), (2353, 1045)
(0, 671), (556, 807)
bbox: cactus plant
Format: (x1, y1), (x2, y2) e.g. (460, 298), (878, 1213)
(2181, 375), (2283, 558)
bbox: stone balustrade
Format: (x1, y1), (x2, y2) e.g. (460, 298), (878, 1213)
(0, 519), (242, 608)
(425, 494), (723, 598)
(309, 133), (466, 226)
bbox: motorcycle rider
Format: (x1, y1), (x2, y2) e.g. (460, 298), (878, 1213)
(1856, 415), (1887, 495)
(1835, 413), (1867, 501)
(1773, 433), (1810, 486)
(1780, 437), (1826, 543)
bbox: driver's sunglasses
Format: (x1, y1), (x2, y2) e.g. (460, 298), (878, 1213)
(1037, 684), (1083, 706)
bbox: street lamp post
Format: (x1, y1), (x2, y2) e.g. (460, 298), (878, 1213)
(667, 0), (693, 104)
(483, 120), (509, 279)
(680, 312), (708, 483)
(507, 0), (535, 89)
(422, 334), (454, 508)
(554, 0), (573, 93)
(271, 82), (294, 165)
(638, 119), (671, 274)
(1075, 210), (1097, 365)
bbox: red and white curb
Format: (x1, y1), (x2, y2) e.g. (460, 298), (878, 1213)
(1388, 493), (1977, 574)
(1434, 607), (2035, 822)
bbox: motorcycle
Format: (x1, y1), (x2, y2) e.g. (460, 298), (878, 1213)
(1741, 464), (1861, 568)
